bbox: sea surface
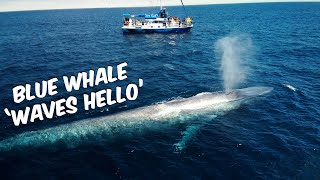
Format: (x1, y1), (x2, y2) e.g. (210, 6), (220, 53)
(0, 2), (319, 179)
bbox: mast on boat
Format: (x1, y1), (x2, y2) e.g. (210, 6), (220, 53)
(180, 0), (187, 15)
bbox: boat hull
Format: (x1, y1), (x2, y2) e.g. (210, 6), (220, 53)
(122, 27), (192, 33)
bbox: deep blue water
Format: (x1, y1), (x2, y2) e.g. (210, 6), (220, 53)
(0, 2), (320, 179)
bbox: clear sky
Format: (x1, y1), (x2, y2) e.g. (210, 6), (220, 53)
(0, 0), (318, 12)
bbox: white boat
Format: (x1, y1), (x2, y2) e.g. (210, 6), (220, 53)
(122, 0), (193, 33)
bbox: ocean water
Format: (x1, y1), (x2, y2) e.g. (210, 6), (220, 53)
(0, 2), (319, 179)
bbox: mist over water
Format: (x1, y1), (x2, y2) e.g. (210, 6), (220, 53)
(215, 35), (253, 92)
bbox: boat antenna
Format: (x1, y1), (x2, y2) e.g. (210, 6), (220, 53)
(160, 0), (163, 10)
(180, 0), (187, 15)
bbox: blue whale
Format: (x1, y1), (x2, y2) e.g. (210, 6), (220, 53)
(0, 86), (272, 152)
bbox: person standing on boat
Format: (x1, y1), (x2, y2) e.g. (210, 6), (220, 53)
(159, 9), (168, 18)
(186, 16), (193, 25)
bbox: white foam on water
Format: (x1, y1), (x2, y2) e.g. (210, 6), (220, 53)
(163, 63), (175, 70)
(283, 84), (297, 92)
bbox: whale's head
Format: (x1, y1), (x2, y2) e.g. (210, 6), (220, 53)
(164, 86), (273, 112)
(232, 86), (273, 99)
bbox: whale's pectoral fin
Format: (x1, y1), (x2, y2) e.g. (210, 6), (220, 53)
(173, 124), (201, 152)
(173, 114), (218, 152)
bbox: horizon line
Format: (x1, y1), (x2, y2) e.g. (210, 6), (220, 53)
(0, 1), (317, 13)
